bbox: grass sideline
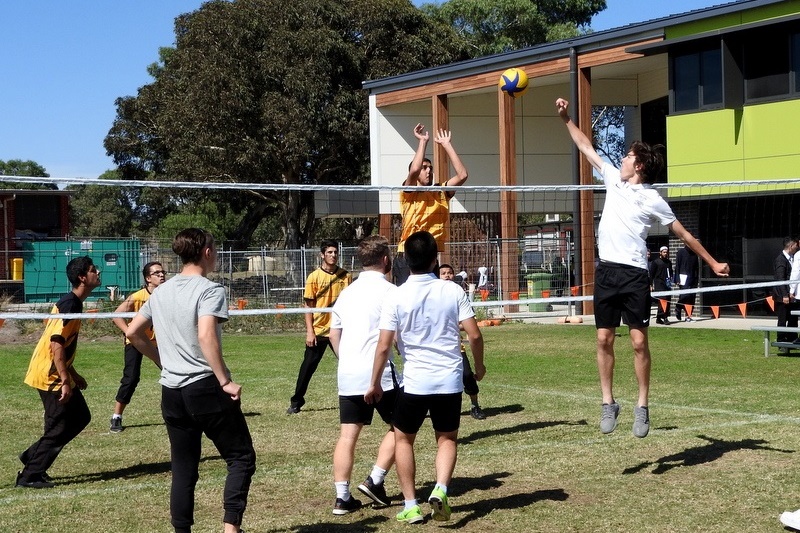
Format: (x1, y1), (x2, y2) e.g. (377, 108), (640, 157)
(1, 322), (799, 532)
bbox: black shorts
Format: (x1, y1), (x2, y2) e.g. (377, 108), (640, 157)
(392, 391), (462, 434)
(339, 388), (398, 425)
(594, 261), (651, 329)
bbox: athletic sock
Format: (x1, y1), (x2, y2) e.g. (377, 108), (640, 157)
(334, 481), (350, 500)
(404, 499), (418, 510)
(434, 483), (448, 495)
(369, 465), (388, 485)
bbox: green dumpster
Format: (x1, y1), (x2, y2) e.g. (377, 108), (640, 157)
(526, 272), (552, 312)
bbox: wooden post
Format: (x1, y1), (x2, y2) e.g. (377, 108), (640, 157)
(433, 94), (452, 265)
(499, 89), (520, 313)
(578, 68), (595, 315)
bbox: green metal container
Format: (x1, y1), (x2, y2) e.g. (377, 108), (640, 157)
(23, 239), (141, 303)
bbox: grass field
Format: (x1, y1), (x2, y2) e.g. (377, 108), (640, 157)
(1, 322), (799, 532)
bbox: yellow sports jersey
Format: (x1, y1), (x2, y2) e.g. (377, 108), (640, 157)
(24, 292), (83, 392)
(304, 266), (351, 337)
(124, 287), (156, 346)
(397, 189), (450, 253)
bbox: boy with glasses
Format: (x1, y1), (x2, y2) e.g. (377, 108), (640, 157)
(109, 262), (166, 432)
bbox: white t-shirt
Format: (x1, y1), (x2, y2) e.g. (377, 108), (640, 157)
(379, 272), (474, 395)
(789, 252), (800, 297)
(138, 274), (228, 389)
(597, 163), (676, 270)
(331, 270), (399, 396)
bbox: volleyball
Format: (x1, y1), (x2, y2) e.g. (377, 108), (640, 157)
(498, 67), (529, 97)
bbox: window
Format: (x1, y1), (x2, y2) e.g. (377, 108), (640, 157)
(672, 45), (722, 112)
(744, 29), (790, 101)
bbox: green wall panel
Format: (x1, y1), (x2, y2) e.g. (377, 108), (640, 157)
(667, 1), (800, 38)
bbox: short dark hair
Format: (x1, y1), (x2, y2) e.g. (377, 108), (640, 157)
(172, 228), (214, 265)
(66, 256), (94, 288)
(357, 235), (389, 268)
(438, 263), (454, 273)
(784, 236), (797, 250)
(320, 239), (338, 253)
(405, 231), (438, 273)
(630, 141), (665, 184)
(142, 261), (162, 282)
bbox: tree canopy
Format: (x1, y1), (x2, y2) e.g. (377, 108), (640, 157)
(105, 0), (469, 248)
(420, 0), (606, 56)
(0, 159), (55, 190)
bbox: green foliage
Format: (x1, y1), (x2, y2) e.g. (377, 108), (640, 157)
(421, 0), (606, 55)
(104, 0), (467, 249)
(0, 159), (55, 189)
(592, 105), (626, 165)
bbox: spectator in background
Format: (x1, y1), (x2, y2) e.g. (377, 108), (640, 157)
(772, 237), (799, 342)
(674, 246), (699, 322)
(649, 246), (673, 325)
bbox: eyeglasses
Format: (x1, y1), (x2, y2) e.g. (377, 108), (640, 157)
(421, 165), (432, 170)
(88, 266), (98, 273)
(148, 270), (166, 277)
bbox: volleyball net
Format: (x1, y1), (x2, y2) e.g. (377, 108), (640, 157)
(1, 174), (800, 325)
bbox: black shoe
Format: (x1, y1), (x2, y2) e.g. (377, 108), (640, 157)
(332, 496), (362, 515)
(656, 318), (665, 325)
(470, 405), (487, 420)
(110, 416), (124, 432)
(286, 404), (301, 414)
(18, 453), (52, 482)
(15, 471), (54, 489)
(357, 476), (390, 507)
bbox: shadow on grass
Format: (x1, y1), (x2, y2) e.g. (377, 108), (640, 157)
(122, 410), (260, 429)
(286, 514), (388, 532)
(444, 488), (569, 528)
(623, 435), (795, 475)
(460, 419), (588, 446)
(459, 403), (525, 418)
(55, 455), (222, 485)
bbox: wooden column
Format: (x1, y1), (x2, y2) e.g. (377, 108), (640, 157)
(499, 90), (520, 312)
(578, 68), (595, 314)
(379, 213), (393, 245)
(432, 94), (451, 265)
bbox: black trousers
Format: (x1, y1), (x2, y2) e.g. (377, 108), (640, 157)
(776, 301), (799, 342)
(115, 343), (143, 405)
(289, 336), (332, 407)
(461, 351), (480, 397)
(20, 388), (91, 479)
(162, 376), (256, 531)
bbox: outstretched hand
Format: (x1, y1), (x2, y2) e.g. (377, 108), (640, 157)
(555, 98), (569, 117)
(413, 123), (429, 142)
(434, 129), (452, 145)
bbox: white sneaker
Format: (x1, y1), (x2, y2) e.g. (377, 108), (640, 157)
(780, 509), (800, 530)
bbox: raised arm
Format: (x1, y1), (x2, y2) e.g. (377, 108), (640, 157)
(669, 220), (730, 277)
(555, 98), (604, 173)
(403, 123), (430, 186)
(435, 129), (468, 199)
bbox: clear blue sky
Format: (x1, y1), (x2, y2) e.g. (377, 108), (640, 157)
(0, 0), (727, 179)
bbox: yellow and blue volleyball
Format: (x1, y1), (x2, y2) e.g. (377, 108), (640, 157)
(498, 67), (529, 98)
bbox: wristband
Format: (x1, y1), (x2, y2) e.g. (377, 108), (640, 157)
(220, 379), (231, 387)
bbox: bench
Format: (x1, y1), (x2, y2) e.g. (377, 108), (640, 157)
(750, 326), (800, 357)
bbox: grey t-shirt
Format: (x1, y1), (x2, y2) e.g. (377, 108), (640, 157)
(139, 274), (228, 388)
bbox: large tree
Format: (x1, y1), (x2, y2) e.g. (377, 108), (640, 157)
(420, 0), (606, 56)
(0, 159), (56, 190)
(105, 0), (469, 248)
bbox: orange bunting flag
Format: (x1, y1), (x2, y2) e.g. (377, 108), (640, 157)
(659, 299), (668, 312)
(711, 305), (720, 319)
(766, 295), (775, 312)
(737, 303), (747, 318)
(0, 319), (4, 329)
(684, 304), (693, 318)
